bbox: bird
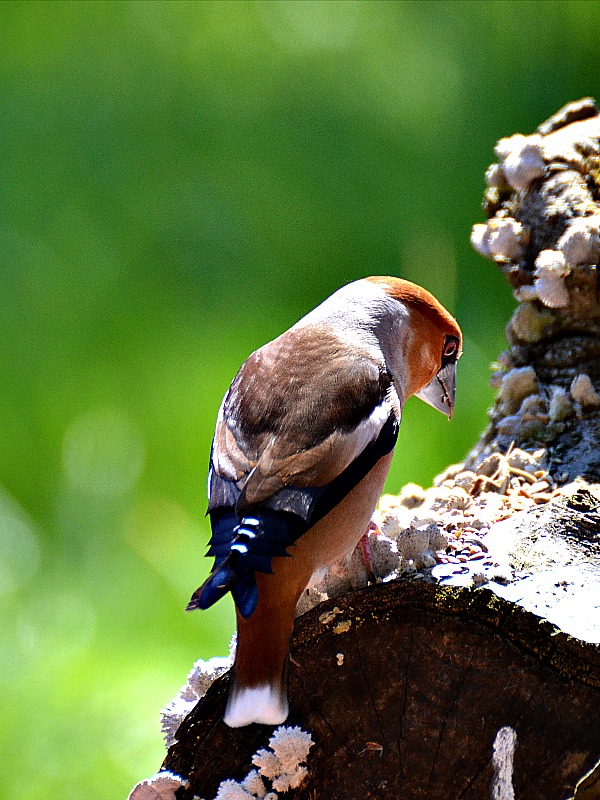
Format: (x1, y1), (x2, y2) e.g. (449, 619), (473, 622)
(187, 276), (462, 727)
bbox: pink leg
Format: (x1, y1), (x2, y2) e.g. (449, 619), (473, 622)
(357, 520), (381, 583)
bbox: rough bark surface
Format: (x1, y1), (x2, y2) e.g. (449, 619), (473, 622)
(134, 100), (600, 800)
(165, 581), (600, 800)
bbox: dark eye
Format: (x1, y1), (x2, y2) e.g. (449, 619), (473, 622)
(443, 339), (458, 359)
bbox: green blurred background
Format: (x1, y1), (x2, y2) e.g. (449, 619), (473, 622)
(1, 1), (598, 797)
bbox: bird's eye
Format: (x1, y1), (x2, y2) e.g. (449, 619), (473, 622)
(443, 339), (458, 359)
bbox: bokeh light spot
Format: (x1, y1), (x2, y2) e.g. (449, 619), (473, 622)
(126, 495), (204, 594)
(17, 589), (96, 665)
(257, 0), (364, 51)
(0, 488), (40, 596)
(62, 408), (146, 497)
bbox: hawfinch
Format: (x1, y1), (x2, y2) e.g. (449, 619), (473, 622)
(188, 277), (462, 727)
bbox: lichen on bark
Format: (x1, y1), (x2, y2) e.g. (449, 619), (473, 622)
(469, 98), (600, 484)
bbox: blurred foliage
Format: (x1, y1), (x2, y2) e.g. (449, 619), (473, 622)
(1, 1), (599, 797)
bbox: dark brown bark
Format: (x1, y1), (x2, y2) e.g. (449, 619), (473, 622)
(163, 485), (600, 800)
(165, 579), (600, 800)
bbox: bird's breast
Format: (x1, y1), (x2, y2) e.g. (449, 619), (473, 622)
(286, 449), (394, 575)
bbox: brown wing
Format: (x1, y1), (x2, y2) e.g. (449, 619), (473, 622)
(209, 325), (395, 512)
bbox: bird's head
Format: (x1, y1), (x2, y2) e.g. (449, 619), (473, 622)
(365, 277), (462, 420)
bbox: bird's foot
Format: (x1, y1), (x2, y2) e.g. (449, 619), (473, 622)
(357, 520), (381, 583)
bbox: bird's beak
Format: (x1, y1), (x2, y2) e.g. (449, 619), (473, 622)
(415, 362), (456, 420)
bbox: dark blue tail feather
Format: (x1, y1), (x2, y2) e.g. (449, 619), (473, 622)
(186, 562), (236, 611)
(187, 509), (305, 618)
(231, 575), (259, 619)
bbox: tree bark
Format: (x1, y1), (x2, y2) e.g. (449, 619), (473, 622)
(166, 577), (600, 800)
(140, 100), (600, 800)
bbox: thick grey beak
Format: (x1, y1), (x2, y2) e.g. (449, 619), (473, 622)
(415, 362), (456, 419)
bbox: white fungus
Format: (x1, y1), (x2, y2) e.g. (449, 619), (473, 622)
(548, 386), (574, 422)
(498, 367), (538, 413)
(394, 525), (449, 570)
(485, 162), (506, 188)
(188, 655), (233, 697)
(518, 394), (546, 417)
(557, 215), (600, 267)
(507, 448), (546, 473)
(488, 218), (527, 261)
(471, 224), (492, 259)
(535, 249), (570, 307)
(491, 727), (517, 800)
(570, 374), (600, 408)
(454, 470), (478, 493)
(253, 726), (314, 793)
(365, 531), (401, 576)
(470, 218), (526, 262)
(168, 726), (314, 800)
(215, 780), (255, 800)
(496, 415), (521, 438)
(161, 653), (233, 747)
(507, 302), (553, 343)
(475, 453), (501, 477)
(241, 771), (268, 799)
(513, 284), (538, 303)
(515, 249), (571, 308)
(128, 771), (188, 800)
(396, 482), (427, 508)
(495, 133), (546, 191)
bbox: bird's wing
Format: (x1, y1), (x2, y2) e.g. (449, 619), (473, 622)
(207, 325), (400, 516)
(191, 326), (402, 619)
(191, 411), (400, 618)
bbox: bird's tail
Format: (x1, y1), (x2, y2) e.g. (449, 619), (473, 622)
(186, 509), (304, 619)
(186, 557), (258, 617)
(224, 665), (289, 727)
(223, 569), (301, 727)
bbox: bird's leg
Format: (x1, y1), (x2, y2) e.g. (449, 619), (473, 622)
(357, 519), (381, 583)
(327, 519), (382, 583)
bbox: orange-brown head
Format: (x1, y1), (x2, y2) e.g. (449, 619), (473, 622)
(365, 276), (462, 418)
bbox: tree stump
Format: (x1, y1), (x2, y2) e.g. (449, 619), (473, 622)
(132, 100), (600, 800)
(165, 579), (600, 800)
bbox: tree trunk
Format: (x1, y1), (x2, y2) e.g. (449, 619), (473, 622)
(165, 575), (600, 800)
(134, 100), (600, 800)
